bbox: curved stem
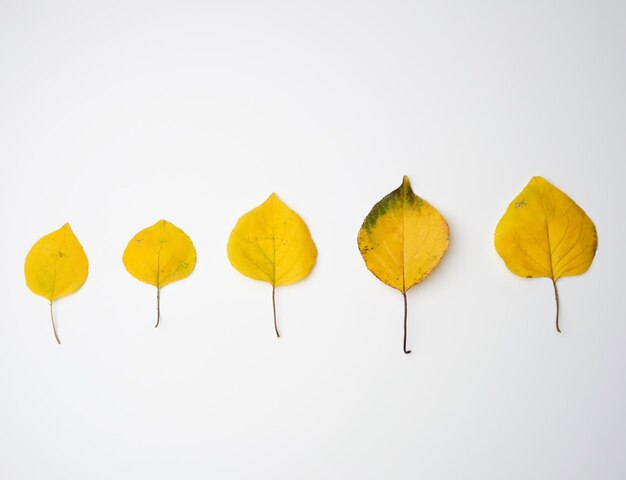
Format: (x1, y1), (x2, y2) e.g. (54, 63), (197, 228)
(50, 302), (61, 345)
(272, 286), (280, 338)
(155, 287), (161, 328)
(552, 279), (561, 333)
(403, 292), (411, 354)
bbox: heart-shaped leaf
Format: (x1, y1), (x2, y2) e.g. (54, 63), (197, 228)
(123, 219), (196, 327)
(24, 223), (89, 344)
(494, 176), (598, 332)
(227, 193), (317, 337)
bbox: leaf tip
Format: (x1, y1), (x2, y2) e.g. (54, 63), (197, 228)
(266, 192), (282, 205)
(529, 175), (549, 187)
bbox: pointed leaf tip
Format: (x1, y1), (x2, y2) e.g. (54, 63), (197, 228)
(400, 176), (415, 197)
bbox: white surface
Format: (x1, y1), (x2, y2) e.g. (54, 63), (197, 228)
(1, 1), (625, 479)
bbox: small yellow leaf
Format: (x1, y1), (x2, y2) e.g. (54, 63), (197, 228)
(358, 176), (449, 354)
(494, 176), (598, 332)
(24, 223), (89, 344)
(123, 219), (196, 327)
(227, 193), (317, 337)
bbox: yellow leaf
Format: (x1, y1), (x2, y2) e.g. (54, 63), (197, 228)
(227, 193), (317, 337)
(123, 219), (196, 328)
(24, 223), (89, 344)
(494, 176), (598, 332)
(358, 176), (449, 354)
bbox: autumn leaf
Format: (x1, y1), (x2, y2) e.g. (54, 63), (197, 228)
(24, 223), (89, 344)
(358, 176), (449, 354)
(227, 193), (317, 338)
(123, 219), (196, 327)
(494, 176), (598, 332)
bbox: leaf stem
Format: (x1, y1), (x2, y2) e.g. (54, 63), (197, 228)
(50, 302), (61, 345)
(155, 287), (161, 328)
(403, 292), (411, 354)
(272, 286), (280, 338)
(552, 279), (561, 333)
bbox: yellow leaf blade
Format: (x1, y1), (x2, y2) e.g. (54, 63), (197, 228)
(123, 219), (197, 288)
(494, 176), (598, 282)
(357, 176), (450, 294)
(24, 223), (89, 302)
(227, 193), (317, 287)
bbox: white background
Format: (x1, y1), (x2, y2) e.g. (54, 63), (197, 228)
(1, 1), (624, 479)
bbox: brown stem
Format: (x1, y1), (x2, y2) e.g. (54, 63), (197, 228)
(552, 279), (561, 333)
(50, 302), (61, 345)
(155, 287), (161, 328)
(403, 292), (411, 354)
(272, 286), (280, 338)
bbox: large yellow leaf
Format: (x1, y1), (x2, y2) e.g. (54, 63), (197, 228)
(24, 223), (89, 344)
(123, 219), (196, 327)
(358, 176), (449, 354)
(227, 193), (317, 337)
(494, 176), (598, 332)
